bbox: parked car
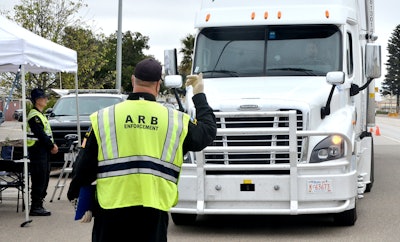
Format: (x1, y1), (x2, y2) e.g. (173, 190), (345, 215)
(13, 109), (23, 122)
(0, 110), (4, 125)
(47, 90), (127, 166)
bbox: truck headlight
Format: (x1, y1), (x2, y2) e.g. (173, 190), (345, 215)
(310, 135), (344, 163)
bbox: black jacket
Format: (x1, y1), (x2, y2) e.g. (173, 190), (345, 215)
(67, 92), (216, 200)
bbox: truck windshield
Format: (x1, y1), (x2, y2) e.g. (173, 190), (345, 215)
(193, 25), (341, 77)
(52, 96), (122, 116)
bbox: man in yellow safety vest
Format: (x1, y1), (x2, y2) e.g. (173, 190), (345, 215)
(68, 58), (217, 241)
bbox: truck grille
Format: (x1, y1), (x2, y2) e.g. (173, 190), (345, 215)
(205, 110), (303, 165)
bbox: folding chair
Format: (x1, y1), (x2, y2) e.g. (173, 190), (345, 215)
(50, 134), (79, 202)
(0, 159), (25, 212)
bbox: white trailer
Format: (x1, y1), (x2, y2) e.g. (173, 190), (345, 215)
(165, 0), (381, 226)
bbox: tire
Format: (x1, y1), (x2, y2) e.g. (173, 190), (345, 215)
(171, 213), (197, 226)
(333, 206), (357, 226)
(365, 138), (374, 193)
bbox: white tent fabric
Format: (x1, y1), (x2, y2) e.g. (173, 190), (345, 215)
(0, 15), (78, 226)
(0, 16), (77, 73)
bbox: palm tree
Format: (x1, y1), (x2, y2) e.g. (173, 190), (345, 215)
(179, 34), (195, 76)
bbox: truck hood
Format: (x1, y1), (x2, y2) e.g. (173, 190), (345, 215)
(48, 115), (91, 126)
(202, 76), (332, 111)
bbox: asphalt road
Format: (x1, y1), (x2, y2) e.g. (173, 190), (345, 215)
(0, 117), (399, 241)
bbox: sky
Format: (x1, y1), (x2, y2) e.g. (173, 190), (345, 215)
(75, 0), (202, 61)
(1, 0), (399, 86)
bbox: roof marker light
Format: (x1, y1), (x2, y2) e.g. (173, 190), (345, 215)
(251, 12), (256, 20)
(264, 11), (268, 19)
(277, 11), (282, 19)
(325, 10), (330, 18)
(206, 13), (211, 22)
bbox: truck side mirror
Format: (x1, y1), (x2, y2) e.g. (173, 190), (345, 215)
(164, 49), (178, 75)
(321, 71), (345, 119)
(164, 75), (183, 88)
(365, 43), (381, 79)
(326, 71), (345, 85)
(45, 108), (54, 118)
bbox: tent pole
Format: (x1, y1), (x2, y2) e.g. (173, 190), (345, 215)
(75, 72), (81, 146)
(20, 65), (33, 227)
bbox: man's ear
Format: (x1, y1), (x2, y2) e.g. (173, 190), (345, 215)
(131, 75), (135, 87)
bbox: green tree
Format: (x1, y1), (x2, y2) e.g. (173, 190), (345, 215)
(179, 34), (195, 76)
(61, 26), (110, 89)
(13, 0), (86, 42)
(382, 24), (400, 113)
(102, 31), (150, 92)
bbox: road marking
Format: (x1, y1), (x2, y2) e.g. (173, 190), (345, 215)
(378, 134), (400, 144)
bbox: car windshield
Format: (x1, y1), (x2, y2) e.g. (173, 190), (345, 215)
(193, 25), (341, 77)
(52, 96), (122, 116)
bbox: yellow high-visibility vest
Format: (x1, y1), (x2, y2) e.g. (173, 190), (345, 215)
(91, 100), (190, 211)
(27, 109), (53, 147)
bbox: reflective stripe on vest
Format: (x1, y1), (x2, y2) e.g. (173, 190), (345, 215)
(98, 106), (118, 160)
(162, 109), (185, 163)
(98, 155), (181, 183)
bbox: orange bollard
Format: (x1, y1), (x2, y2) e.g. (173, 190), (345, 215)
(375, 126), (381, 136)
(369, 127), (374, 133)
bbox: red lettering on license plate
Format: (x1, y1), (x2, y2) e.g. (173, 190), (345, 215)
(307, 180), (333, 193)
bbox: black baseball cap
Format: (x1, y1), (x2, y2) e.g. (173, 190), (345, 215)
(31, 88), (48, 103)
(134, 58), (162, 82)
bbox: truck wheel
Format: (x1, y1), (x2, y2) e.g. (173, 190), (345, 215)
(365, 138), (374, 193)
(171, 213), (197, 226)
(333, 206), (357, 226)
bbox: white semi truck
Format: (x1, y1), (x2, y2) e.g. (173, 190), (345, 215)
(164, 0), (381, 226)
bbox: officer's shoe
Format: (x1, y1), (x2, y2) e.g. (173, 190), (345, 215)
(29, 206), (51, 216)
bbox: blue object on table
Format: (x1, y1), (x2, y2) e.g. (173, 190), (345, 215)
(1, 146), (13, 160)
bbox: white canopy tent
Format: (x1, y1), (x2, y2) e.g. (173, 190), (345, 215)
(0, 15), (78, 226)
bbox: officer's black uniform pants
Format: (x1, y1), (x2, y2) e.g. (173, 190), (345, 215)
(92, 205), (169, 242)
(28, 145), (51, 205)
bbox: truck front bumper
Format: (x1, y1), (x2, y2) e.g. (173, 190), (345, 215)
(172, 160), (357, 215)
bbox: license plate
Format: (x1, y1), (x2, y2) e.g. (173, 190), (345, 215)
(307, 180), (333, 193)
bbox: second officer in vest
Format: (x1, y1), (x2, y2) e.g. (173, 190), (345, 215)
(27, 88), (58, 216)
(68, 58), (217, 242)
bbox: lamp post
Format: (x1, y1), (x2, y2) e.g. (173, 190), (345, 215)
(116, 0), (122, 91)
